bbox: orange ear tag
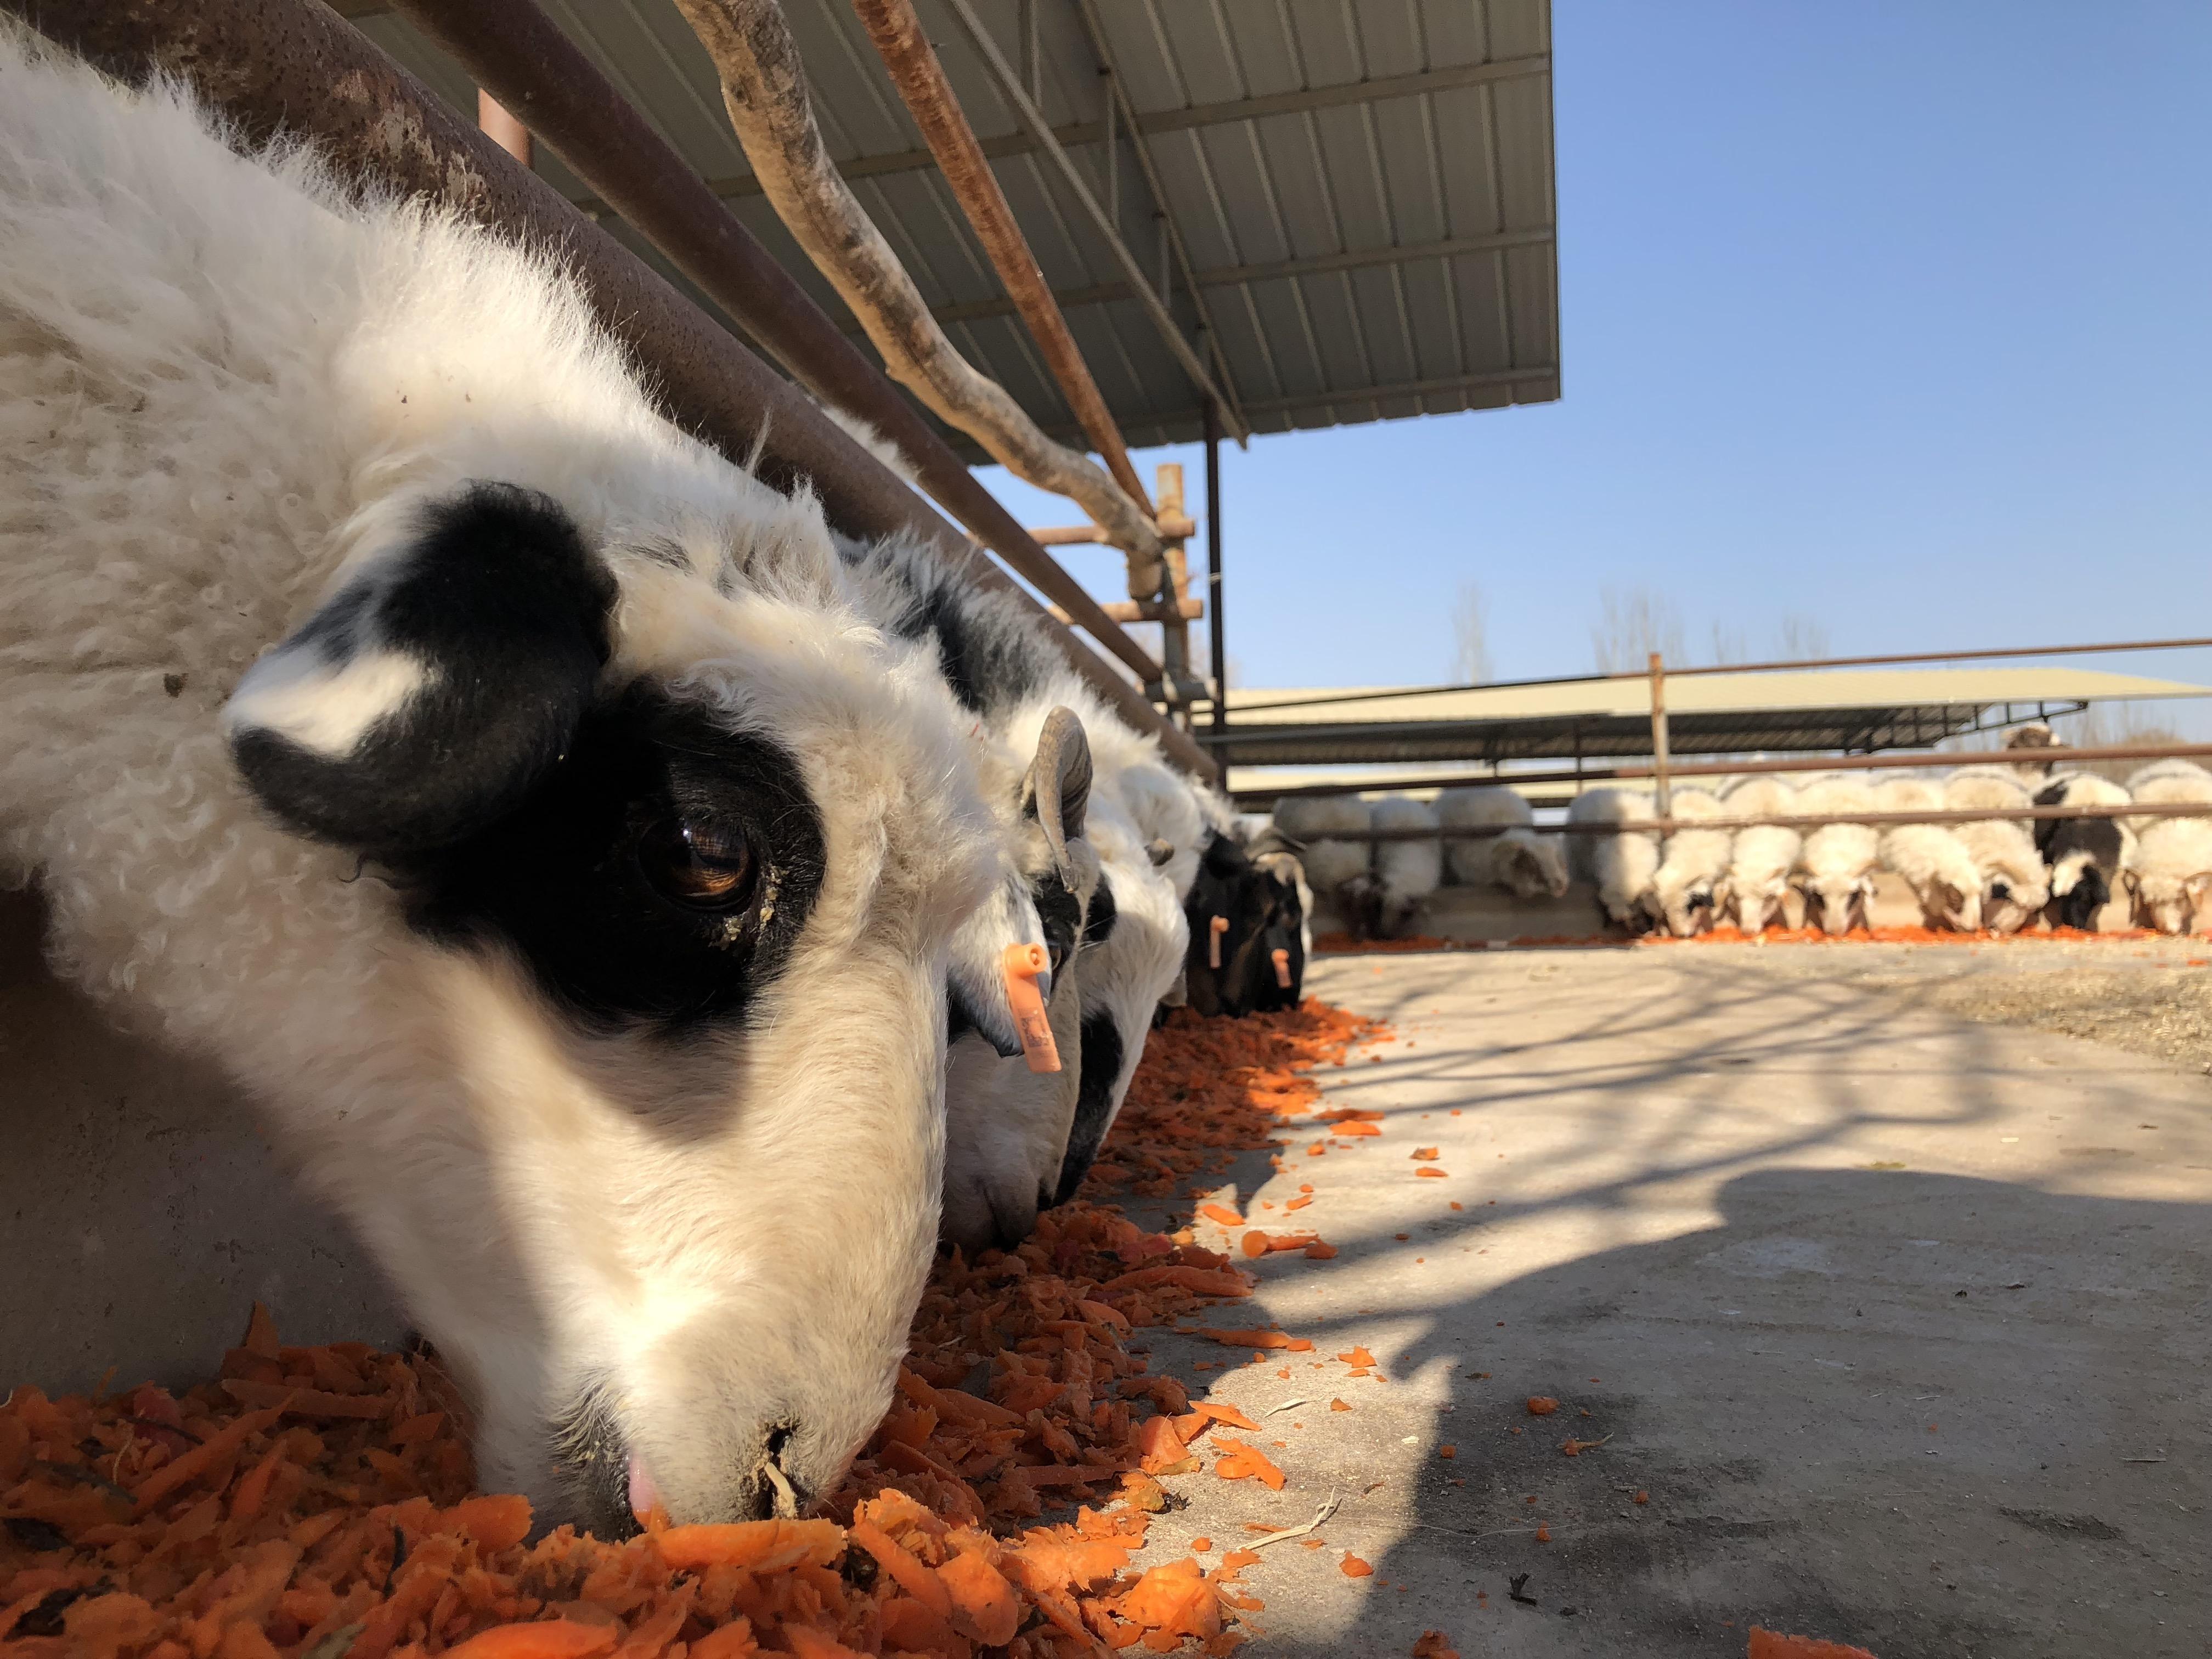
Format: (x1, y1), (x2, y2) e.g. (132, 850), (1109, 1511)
(1003, 943), (1060, 1073)
(1272, 947), (1293, 989)
(1209, 914), (1229, 969)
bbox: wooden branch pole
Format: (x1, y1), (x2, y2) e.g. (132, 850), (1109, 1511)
(850, 0), (1152, 514)
(1048, 598), (1203, 624)
(1648, 651), (1672, 818)
(1152, 461), (1194, 713)
(669, 0), (1167, 587)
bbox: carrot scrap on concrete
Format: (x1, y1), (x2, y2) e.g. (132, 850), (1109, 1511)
(1411, 1632), (1460, 1659)
(0, 997), (1392, 1657)
(1526, 1396), (1561, 1417)
(1338, 1552), (1374, 1578)
(1747, 1628), (1881, 1658)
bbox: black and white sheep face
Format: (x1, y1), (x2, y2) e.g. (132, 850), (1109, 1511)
(221, 484), (998, 1537)
(940, 710), (1103, 1254)
(1049, 812), (1190, 1206)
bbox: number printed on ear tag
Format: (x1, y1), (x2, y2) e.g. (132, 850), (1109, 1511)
(1003, 943), (1060, 1073)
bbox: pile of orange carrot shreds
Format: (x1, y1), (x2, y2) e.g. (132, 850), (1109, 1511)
(1, 1001), (1390, 1657)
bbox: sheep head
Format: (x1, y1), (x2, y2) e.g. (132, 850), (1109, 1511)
(940, 708), (1104, 1255)
(222, 483), (999, 1537)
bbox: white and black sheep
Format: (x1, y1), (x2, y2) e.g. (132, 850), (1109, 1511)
(1437, 785), (1569, 900)
(0, 32), (1015, 1533)
(2123, 760), (2212, 934)
(1790, 773), (1882, 935)
(2034, 771), (2134, 931)
(1370, 797), (1443, 939)
(1872, 775), (1982, 931)
(1943, 766), (2050, 932)
(1274, 794), (1384, 939)
(1566, 787), (1660, 932)
(833, 534), (1192, 1245)
(1649, 789), (1732, 936)
(1715, 776), (1802, 933)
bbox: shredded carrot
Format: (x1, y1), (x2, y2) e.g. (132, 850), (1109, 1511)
(1339, 1553), (1374, 1578)
(1, 998), (1395, 1657)
(1198, 1204), (1245, 1228)
(1747, 1630), (1880, 1658)
(1526, 1396), (1560, 1416)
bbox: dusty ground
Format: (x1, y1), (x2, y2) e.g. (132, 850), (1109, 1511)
(1116, 937), (2210, 1658)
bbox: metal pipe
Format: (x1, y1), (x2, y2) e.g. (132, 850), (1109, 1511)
(15, 0), (1215, 780)
(849, 0), (1153, 514)
(940, 0), (1243, 432)
(1206, 398), (1228, 737)
(383, 0), (1161, 690)
(1338, 800), (2212, 840)
(1647, 652), (1672, 817)
(1239, 741), (2212, 801)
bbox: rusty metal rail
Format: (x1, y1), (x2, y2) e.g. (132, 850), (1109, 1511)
(1325, 801), (2212, 842)
(10, 0), (1217, 781)
(382, 0), (1160, 688)
(851, 0), (1152, 516)
(1251, 743), (2212, 804)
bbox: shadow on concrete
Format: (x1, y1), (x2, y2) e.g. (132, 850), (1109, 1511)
(1155, 953), (2210, 1657)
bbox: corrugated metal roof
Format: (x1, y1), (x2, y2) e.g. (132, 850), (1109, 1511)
(1206, 667), (2212, 769)
(337, 0), (1559, 451)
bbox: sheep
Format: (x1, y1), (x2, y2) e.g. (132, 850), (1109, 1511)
(1943, 766), (2050, 932)
(2001, 721), (2062, 784)
(1566, 787), (1660, 932)
(2033, 771), (2134, 930)
(1648, 789), (1732, 936)
(1715, 777), (1802, 933)
(1788, 774), (1882, 935)
(1181, 826), (1308, 1018)
(1872, 775), (1983, 931)
(1273, 794), (1383, 939)
(833, 533), (1192, 1248)
(0, 31), (1020, 1534)
(1370, 797), (1443, 939)
(2122, 760), (2212, 933)
(1437, 785), (1569, 900)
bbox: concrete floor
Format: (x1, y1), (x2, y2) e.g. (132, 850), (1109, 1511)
(1122, 941), (2211, 1658)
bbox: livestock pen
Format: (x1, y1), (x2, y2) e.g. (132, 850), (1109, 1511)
(3, 4), (2205, 1658)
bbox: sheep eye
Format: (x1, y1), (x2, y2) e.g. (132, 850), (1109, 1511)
(639, 818), (756, 911)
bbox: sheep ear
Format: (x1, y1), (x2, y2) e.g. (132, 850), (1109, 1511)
(223, 484), (614, 859)
(1022, 707), (1093, 887)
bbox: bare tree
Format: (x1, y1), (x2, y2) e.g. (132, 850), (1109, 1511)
(1774, 614), (1831, 662)
(1452, 583), (1493, 685)
(1590, 586), (1687, 673)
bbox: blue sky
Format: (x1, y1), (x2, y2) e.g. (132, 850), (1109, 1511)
(978, 2), (2212, 719)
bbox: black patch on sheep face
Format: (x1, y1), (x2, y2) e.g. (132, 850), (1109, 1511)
(1051, 1008), (1126, 1206)
(1032, 870), (1086, 979)
(851, 535), (1051, 718)
(2056, 865), (2111, 930)
(1081, 870), (1119, 949)
(230, 483), (617, 860)
(405, 684), (827, 1030)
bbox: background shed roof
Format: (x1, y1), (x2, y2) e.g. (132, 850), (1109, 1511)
(338, 0), (1560, 452)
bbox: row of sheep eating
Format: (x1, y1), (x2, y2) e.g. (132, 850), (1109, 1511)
(1271, 758), (2212, 940)
(0, 33), (1305, 1541)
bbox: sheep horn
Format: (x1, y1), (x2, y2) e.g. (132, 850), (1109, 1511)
(1023, 706), (1093, 885)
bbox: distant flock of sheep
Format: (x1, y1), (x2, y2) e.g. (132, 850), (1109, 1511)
(1271, 755), (2212, 940)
